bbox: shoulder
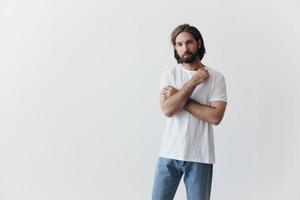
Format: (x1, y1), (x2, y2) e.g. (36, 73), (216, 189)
(160, 65), (180, 78)
(206, 66), (225, 81)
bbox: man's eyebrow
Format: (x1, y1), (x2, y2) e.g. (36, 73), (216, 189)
(176, 39), (194, 44)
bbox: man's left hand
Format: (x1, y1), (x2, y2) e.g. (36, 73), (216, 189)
(161, 86), (179, 98)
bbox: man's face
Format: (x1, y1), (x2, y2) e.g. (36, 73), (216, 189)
(174, 32), (200, 63)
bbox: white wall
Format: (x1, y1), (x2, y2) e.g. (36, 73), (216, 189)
(0, 0), (299, 199)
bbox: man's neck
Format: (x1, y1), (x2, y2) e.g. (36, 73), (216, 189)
(182, 60), (205, 71)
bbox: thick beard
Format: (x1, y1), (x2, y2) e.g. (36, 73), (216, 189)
(180, 52), (198, 63)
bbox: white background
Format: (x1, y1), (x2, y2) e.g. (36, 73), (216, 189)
(0, 0), (299, 199)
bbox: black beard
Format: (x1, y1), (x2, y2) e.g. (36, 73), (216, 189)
(180, 52), (198, 63)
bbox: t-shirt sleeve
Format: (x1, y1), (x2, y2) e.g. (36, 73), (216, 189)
(209, 73), (227, 103)
(159, 70), (172, 92)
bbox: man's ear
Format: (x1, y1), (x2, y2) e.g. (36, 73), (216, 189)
(198, 39), (202, 48)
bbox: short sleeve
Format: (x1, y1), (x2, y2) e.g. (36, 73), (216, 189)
(209, 74), (227, 103)
(159, 70), (172, 91)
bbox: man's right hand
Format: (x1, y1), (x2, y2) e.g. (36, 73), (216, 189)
(191, 67), (210, 85)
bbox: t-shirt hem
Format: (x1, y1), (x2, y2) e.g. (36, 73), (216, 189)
(159, 153), (215, 164)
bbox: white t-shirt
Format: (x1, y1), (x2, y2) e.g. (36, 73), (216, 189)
(159, 65), (227, 164)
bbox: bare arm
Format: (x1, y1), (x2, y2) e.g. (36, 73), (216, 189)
(160, 80), (197, 117)
(160, 67), (210, 117)
(184, 99), (227, 125)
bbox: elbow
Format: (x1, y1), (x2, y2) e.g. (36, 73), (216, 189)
(161, 103), (183, 118)
(164, 110), (175, 118)
(162, 107), (175, 118)
(165, 114), (173, 118)
(211, 117), (222, 126)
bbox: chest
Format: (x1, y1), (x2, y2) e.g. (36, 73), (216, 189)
(171, 73), (213, 104)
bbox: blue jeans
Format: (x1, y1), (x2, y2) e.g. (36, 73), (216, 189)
(151, 157), (213, 200)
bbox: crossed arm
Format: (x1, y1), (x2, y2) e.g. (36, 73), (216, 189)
(160, 80), (227, 125)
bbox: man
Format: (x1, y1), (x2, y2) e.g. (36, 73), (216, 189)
(151, 24), (227, 200)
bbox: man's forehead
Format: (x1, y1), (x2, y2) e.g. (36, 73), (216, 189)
(175, 32), (195, 42)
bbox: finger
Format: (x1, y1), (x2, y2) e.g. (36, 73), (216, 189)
(163, 87), (171, 92)
(165, 86), (174, 90)
(163, 92), (170, 97)
(163, 86), (170, 91)
(170, 86), (178, 91)
(161, 89), (168, 95)
(165, 87), (174, 92)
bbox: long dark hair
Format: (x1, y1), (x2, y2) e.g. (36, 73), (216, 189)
(171, 24), (206, 63)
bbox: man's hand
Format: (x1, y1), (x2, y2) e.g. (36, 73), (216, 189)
(161, 86), (179, 99)
(191, 67), (210, 85)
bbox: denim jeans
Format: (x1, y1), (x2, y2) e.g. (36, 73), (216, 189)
(151, 157), (213, 200)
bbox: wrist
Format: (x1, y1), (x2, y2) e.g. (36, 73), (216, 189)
(188, 78), (199, 87)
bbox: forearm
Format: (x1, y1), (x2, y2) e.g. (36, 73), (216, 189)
(184, 99), (222, 125)
(162, 80), (197, 117)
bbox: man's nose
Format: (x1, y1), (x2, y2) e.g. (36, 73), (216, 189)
(182, 44), (188, 52)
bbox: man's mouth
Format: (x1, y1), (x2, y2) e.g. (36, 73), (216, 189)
(183, 52), (192, 56)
